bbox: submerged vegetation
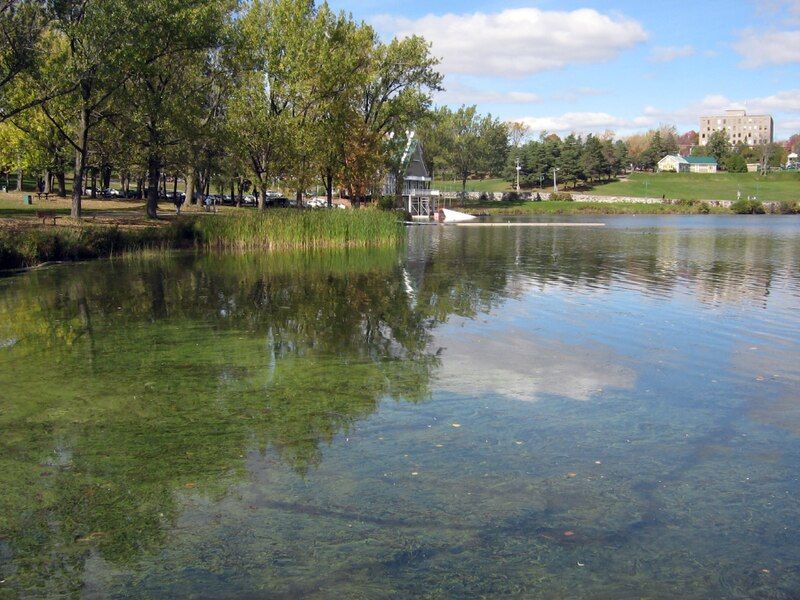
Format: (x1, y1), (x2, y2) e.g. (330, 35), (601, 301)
(0, 211), (403, 270)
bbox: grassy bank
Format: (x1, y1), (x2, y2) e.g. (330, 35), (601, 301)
(0, 221), (197, 271)
(195, 210), (402, 250)
(465, 200), (730, 216)
(431, 172), (800, 201)
(589, 172), (800, 202)
(0, 210), (403, 271)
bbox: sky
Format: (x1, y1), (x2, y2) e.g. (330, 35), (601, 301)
(327, 0), (800, 139)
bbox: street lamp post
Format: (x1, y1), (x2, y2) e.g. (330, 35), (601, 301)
(553, 167), (560, 193)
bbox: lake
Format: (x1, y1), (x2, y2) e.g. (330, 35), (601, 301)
(1, 215), (799, 598)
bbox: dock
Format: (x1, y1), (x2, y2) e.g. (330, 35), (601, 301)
(406, 221), (605, 228)
(449, 222), (605, 228)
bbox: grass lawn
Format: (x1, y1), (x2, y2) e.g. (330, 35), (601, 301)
(588, 172), (800, 202)
(432, 178), (513, 193)
(463, 200), (730, 216)
(429, 172), (800, 201)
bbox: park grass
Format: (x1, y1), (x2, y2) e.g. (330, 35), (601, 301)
(433, 178), (512, 193)
(588, 172), (800, 202)
(430, 172), (800, 201)
(464, 200), (729, 216)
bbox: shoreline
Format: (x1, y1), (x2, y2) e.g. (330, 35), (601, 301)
(0, 211), (403, 272)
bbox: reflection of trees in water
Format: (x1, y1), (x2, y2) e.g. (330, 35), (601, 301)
(0, 250), (439, 592)
(1, 225), (798, 592)
(406, 225), (800, 312)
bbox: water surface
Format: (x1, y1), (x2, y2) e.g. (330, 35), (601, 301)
(1, 216), (799, 598)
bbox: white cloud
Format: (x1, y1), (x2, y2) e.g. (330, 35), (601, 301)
(649, 45), (695, 63)
(437, 79), (540, 105)
(514, 90), (800, 137)
(515, 112), (650, 136)
(378, 8), (647, 78)
(734, 29), (800, 67)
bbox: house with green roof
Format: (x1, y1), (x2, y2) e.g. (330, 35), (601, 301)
(684, 155), (718, 173)
(658, 154), (718, 174)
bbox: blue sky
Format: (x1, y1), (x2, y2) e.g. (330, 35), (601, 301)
(327, 0), (800, 138)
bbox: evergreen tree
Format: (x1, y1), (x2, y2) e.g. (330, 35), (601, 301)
(580, 135), (604, 183)
(558, 134), (583, 188)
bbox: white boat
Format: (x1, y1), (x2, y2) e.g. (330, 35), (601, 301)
(438, 208), (477, 223)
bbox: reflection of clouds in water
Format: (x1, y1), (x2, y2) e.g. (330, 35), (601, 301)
(434, 327), (635, 402)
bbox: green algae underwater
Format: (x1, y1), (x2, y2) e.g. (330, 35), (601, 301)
(1, 216), (800, 598)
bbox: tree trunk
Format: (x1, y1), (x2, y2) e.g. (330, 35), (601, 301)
(16, 170), (22, 191)
(259, 181), (267, 211)
(90, 168), (97, 198)
(325, 169), (334, 208)
(71, 105), (90, 218)
(236, 177), (244, 207)
(146, 154), (160, 219)
(56, 172), (66, 197)
(185, 171), (195, 205)
(136, 177), (143, 199)
(394, 169), (403, 209)
(231, 179), (236, 208)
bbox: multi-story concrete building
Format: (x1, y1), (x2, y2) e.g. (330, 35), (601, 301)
(699, 109), (773, 146)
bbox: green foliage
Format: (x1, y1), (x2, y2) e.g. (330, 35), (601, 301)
(0, 221), (195, 270)
(377, 195), (397, 210)
(725, 154), (748, 173)
(548, 192), (573, 201)
(0, 211), (402, 270)
(774, 201), (800, 214)
(420, 105), (508, 193)
(731, 199), (765, 214)
(702, 130), (732, 164)
(193, 210), (403, 250)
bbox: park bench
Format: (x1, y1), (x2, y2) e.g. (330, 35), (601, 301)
(36, 192), (50, 202)
(36, 210), (59, 225)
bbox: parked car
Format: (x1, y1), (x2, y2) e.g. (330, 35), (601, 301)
(242, 194), (256, 206)
(101, 188), (122, 198)
(264, 196), (290, 208)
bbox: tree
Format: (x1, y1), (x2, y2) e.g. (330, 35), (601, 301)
(704, 129), (731, 164)
(117, 0), (235, 218)
(39, 1), (146, 218)
(557, 134), (583, 188)
(429, 105), (508, 198)
(507, 121), (530, 147)
(0, 0), (52, 122)
(725, 153), (747, 173)
(580, 135), (605, 183)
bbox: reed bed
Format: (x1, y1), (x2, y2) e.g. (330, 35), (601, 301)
(0, 210), (403, 271)
(193, 209), (403, 250)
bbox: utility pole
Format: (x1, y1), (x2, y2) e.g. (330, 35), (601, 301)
(553, 167), (560, 193)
